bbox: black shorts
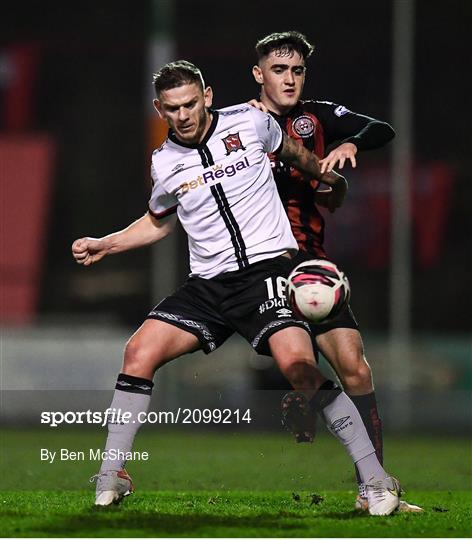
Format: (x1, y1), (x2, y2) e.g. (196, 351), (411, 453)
(147, 255), (310, 356)
(290, 251), (360, 337)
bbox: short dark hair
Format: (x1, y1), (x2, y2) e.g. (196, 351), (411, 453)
(153, 60), (204, 96)
(255, 31), (314, 63)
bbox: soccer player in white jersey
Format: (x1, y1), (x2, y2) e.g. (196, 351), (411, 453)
(72, 60), (401, 515)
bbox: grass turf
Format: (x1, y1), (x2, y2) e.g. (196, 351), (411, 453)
(1, 429), (471, 537)
(2, 490), (471, 537)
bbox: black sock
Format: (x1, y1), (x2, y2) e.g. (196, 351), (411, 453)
(348, 392), (383, 484)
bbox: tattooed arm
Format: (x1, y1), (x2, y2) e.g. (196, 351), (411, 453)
(278, 133), (348, 211)
(278, 132), (343, 186)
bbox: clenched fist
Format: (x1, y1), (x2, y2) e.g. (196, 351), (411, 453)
(72, 237), (110, 266)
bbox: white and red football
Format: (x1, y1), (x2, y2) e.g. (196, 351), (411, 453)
(287, 259), (350, 324)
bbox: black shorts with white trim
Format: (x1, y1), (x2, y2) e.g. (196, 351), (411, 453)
(147, 255), (310, 356)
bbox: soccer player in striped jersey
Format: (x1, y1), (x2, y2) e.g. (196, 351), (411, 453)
(251, 31), (422, 513)
(72, 60), (401, 515)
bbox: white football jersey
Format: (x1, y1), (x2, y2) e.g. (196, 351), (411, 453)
(149, 103), (298, 278)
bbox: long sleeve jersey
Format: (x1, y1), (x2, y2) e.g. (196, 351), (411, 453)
(269, 100), (394, 257)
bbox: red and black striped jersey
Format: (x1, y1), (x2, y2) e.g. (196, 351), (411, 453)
(269, 100), (394, 258)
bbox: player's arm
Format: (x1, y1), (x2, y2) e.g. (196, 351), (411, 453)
(247, 103), (346, 211)
(278, 132), (342, 185)
(314, 103), (395, 173)
(278, 133), (348, 211)
(249, 105), (346, 209)
(72, 212), (176, 267)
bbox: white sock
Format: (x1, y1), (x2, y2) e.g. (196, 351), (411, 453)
(356, 452), (387, 484)
(312, 383), (387, 482)
(99, 373), (153, 473)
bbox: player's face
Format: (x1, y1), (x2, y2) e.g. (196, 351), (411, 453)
(154, 83), (213, 144)
(253, 50), (306, 115)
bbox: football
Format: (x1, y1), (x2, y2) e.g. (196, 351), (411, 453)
(287, 259), (350, 323)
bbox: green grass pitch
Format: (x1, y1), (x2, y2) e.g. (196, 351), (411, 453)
(1, 429), (471, 537)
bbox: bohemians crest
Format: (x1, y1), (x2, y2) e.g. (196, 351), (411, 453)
(292, 115), (315, 137)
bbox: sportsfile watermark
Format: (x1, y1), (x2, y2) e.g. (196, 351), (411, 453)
(40, 407), (253, 428)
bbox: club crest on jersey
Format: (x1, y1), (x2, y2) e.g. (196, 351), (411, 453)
(292, 116), (315, 137)
(222, 132), (246, 155)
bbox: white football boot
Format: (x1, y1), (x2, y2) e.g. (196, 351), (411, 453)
(355, 482), (368, 511)
(90, 469), (134, 506)
(397, 500), (424, 513)
(356, 482), (423, 513)
(365, 476), (401, 515)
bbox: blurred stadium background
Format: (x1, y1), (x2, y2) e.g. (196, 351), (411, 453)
(2, 0), (471, 440)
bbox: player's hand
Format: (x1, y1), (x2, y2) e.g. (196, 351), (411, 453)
(247, 99), (269, 113)
(72, 237), (110, 266)
(314, 189), (334, 211)
(319, 142), (357, 174)
(315, 176), (348, 213)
